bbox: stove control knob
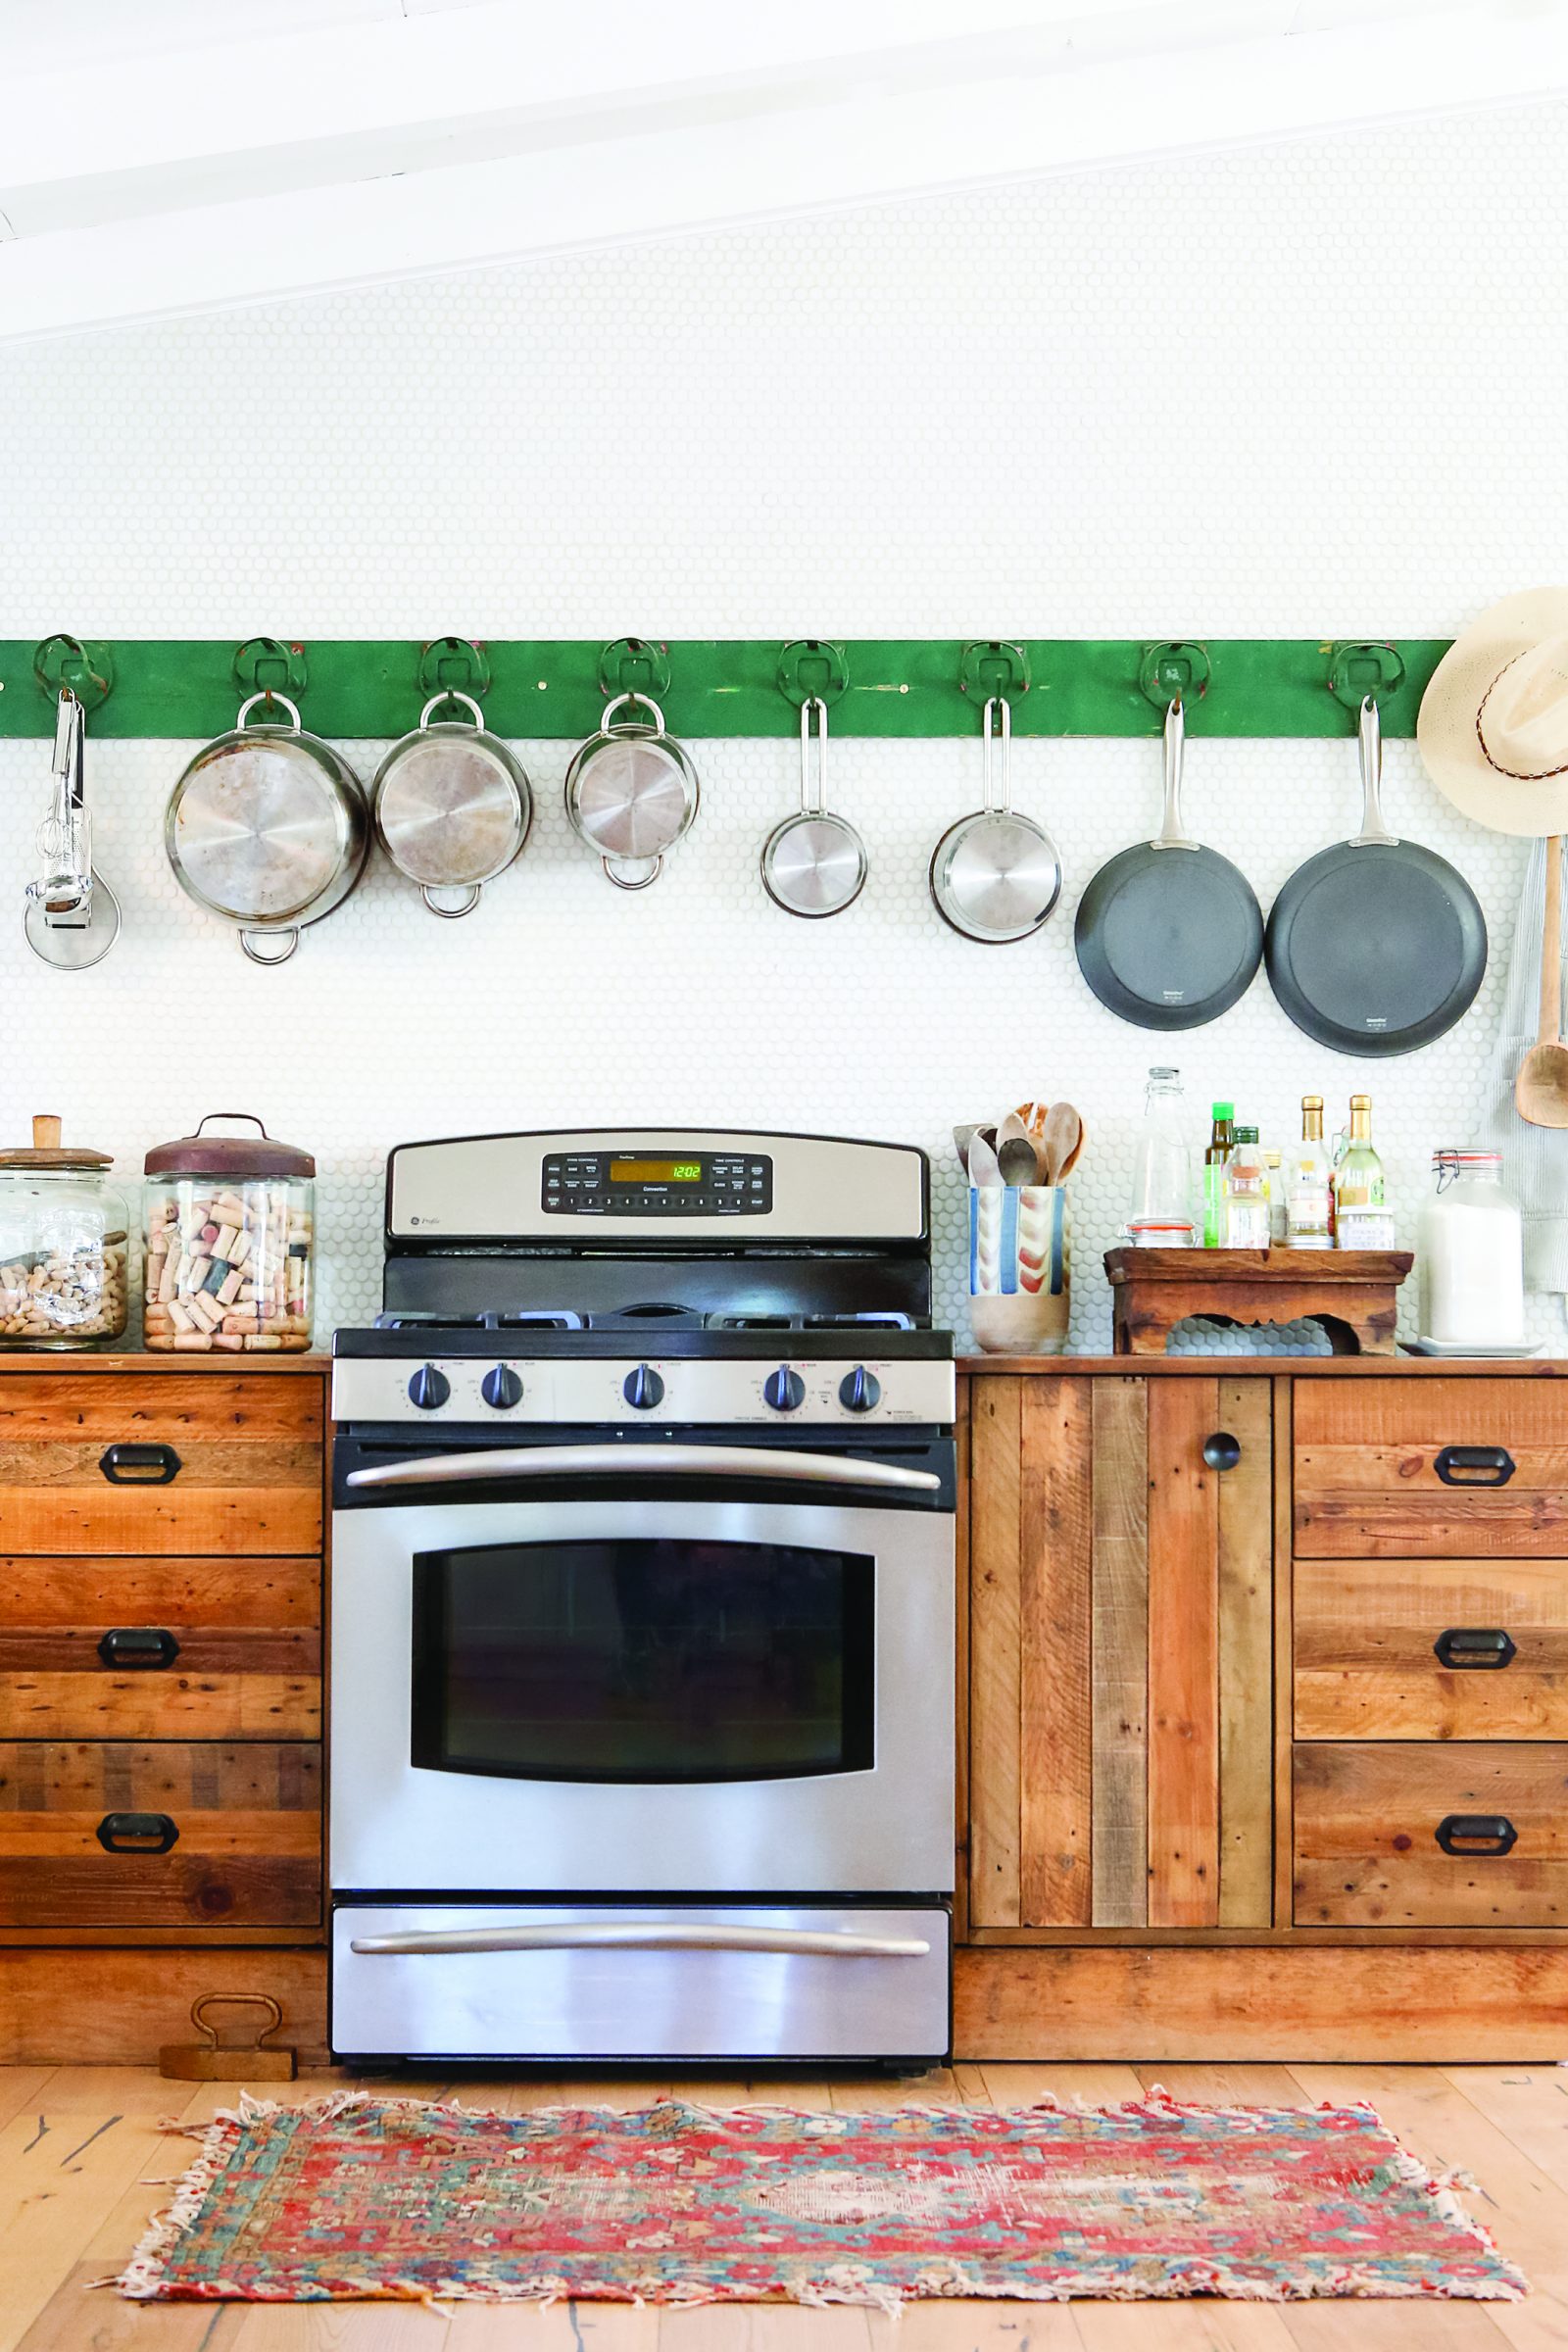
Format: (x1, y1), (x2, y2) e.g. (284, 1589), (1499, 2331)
(838, 1365), (882, 1414)
(763, 1365), (806, 1413)
(407, 1363), (450, 1411)
(623, 1363), (665, 1411)
(480, 1365), (523, 1411)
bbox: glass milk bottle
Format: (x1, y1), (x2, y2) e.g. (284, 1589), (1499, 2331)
(1418, 1151), (1524, 1349)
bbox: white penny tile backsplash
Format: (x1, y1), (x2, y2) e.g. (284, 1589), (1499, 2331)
(1, 100), (1564, 1351)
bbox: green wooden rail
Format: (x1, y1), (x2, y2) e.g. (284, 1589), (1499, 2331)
(0, 637), (1451, 740)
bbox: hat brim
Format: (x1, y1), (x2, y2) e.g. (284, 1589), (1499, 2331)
(1417, 586), (1568, 837)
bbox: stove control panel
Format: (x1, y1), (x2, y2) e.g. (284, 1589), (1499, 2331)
(541, 1151), (772, 1218)
(335, 1354), (956, 1430)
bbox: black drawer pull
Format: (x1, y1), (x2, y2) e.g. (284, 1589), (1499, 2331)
(1434, 1445), (1515, 1488)
(1435, 1814), (1518, 1857)
(96, 1626), (180, 1670)
(1434, 1627), (1516, 1671)
(99, 1443), (182, 1486)
(95, 1812), (179, 1855)
(1202, 1431), (1242, 1472)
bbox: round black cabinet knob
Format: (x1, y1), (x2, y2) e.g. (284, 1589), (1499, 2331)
(481, 1365), (523, 1411)
(623, 1363), (665, 1411)
(763, 1365), (807, 1412)
(838, 1365), (882, 1413)
(1202, 1430), (1242, 1472)
(408, 1363), (451, 1411)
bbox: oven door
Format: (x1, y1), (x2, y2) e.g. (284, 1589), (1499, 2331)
(330, 1471), (954, 1897)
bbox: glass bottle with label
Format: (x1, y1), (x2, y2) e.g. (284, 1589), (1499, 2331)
(1224, 1127), (1270, 1250)
(1287, 1095), (1333, 1250)
(1333, 1094), (1387, 1249)
(1201, 1102), (1235, 1249)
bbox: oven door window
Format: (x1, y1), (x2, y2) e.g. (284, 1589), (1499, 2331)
(412, 1540), (875, 1783)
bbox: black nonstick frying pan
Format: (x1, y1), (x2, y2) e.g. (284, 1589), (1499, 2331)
(1265, 696), (1487, 1056)
(1075, 697), (1263, 1030)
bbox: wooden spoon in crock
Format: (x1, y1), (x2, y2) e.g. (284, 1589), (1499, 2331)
(1516, 836), (1568, 1128)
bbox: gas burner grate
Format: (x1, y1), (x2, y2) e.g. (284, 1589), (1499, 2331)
(373, 1310), (587, 1333)
(703, 1310), (918, 1332)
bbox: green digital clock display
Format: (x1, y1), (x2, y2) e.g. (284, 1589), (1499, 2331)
(611, 1159), (703, 1183)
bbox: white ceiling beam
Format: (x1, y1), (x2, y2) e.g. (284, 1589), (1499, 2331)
(0, 3), (1563, 341)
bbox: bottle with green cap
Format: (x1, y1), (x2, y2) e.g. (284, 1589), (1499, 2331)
(1202, 1102), (1236, 1249)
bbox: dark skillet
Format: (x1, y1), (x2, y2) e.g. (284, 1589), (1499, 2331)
(1265, 696), (1487, 1056)
(1075, 698), (1263, 1030)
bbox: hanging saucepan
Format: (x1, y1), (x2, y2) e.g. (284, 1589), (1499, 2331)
(564, 692), (699, 890)
(930, 696), (1062, 943)
(761, 697), (867, 918)
(372, 692), (532, 918)
(166, 693), (369, 965)
(1074, 696), (1263, 1027)
(1265, 694), (1487, 1055)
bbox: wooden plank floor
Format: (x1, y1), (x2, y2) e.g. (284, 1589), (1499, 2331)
(5, 2062), (1565, 2352)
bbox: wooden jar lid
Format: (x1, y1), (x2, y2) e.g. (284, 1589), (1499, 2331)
(0, 1113), (113, 1170)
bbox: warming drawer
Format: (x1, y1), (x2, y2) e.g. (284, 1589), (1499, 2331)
(332, 1902), (952, 2063)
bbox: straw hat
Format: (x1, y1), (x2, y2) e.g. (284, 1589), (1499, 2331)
(1417, 590), (1568, 836)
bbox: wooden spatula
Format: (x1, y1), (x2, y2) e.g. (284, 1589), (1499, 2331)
(1516, 836), (1568, 1128)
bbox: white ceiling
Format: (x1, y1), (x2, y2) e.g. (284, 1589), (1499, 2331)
(0, 0), (1563, 339)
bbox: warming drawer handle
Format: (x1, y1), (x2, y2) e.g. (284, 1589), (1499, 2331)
(348, 1924), (932, 1959)
(1434, 1627), (1517, 1671)
(100, 1443), (182, 1486)
(344, 1443), (942, 1494)
(96, 1626), (181, 1670)
(1434, 1445), (1516, 1488)
(1435, 1814), (1518, 1858)
(96, 1812), (179, 1855)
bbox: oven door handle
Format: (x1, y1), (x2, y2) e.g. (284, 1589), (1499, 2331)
(344, 1443), (941, 1494)
(348, 1923), (932, 1958)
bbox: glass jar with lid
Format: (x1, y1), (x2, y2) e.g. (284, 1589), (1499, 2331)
(143, 1115), (315, 1352)
(1418, 1150), (1524, 1348)
(0, 1115), (129, 1346)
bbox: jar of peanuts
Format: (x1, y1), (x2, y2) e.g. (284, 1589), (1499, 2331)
(143, 1115), (314, 1353)
(0, 1115), (130, 1346)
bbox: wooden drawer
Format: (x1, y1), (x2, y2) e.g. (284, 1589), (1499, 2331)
(1294, 1377), (1568, 1556)
(0, 1741), (321, 1928)
(0, 1374), (322, 1553)
(1294, 1742), (1568, 1927)
(0, 1557), (319, 1740)
(1295, 1557), (1568, 1740)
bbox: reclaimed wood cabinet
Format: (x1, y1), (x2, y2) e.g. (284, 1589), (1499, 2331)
(968, 1372), (1272, 1934)
(956, 1359), (1568, 2062)
(0, 1355), (329, 2063)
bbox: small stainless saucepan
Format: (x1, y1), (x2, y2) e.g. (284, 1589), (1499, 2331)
(929, 697), (1062, 943)
(760, 697), (867, 919)
(564, 692), (699, 890)
(372, 693), (532, 918)
(166, 693), (369, 964)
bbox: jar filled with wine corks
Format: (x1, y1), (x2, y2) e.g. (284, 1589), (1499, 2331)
(0, 1115), (129, 1346)
(143, 1115), (314, 1352)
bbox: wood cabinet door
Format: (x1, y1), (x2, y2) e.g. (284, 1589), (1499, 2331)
(968, 1374), (1273, 1933)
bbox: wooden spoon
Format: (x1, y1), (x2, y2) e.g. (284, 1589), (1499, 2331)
(995, 1110), (1041, 1185)
(966, 1129), (1004, 1187)
(1058, 1110), (1086, 1180)
(1517, 836), (1568, 1128)
(1039, 1102), (1082, 1185)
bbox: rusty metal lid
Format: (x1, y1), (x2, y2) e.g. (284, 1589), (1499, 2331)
(0, 1114), (114, 1170)
(144, 1113), (316, 1179)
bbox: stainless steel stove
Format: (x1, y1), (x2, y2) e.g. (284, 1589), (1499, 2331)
(329, 1131), (956, 2068)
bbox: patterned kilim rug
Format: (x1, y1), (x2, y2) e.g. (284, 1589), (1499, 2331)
(119, 2090), (1526, 2310)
